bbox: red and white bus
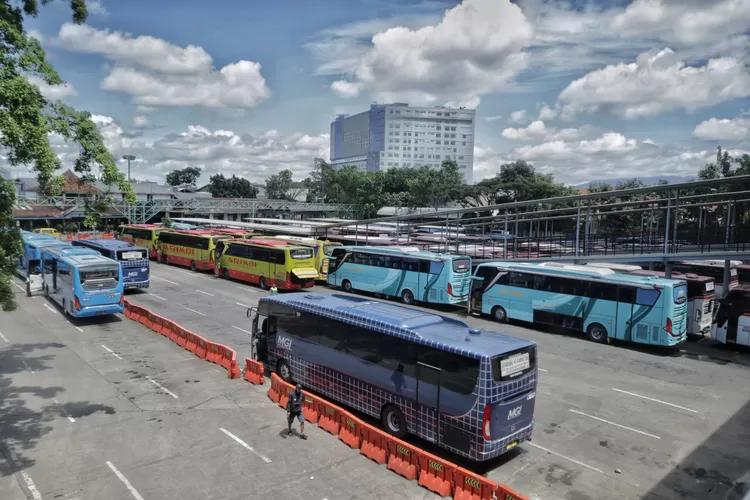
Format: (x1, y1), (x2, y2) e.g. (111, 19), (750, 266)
(712, 286), (750, 347)
(669, 261), (739, 297)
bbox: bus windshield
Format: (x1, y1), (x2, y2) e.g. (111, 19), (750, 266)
(290, 248), (314, 260)
(79, 266), (119, 283)
(118, 249), (148, 261)
(453, 258), (470, 273)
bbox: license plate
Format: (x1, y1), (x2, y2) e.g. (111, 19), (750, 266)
(96, 311), (105, 315)
(506, 441), (518, 451)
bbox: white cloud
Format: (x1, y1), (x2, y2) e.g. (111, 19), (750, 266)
(558, 48), (750, 119)
(56, 23), (270, 110)
(693, 117), (750, 142)
(510, 110), (529, 124)
(484, 115), (503, 122)
(501, 120), (586, 141)
(328, 0), (533, 106)
(537, 103), (559, 121)
(27, 75), (77, 101)
(87, 0), (108, 17)
(133, 115), (150, 128)
(26, 29), (44, 43)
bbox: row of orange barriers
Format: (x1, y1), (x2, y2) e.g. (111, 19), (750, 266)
(243, 358), (265, 385)
(123, 300), (240, 378)
(266, 373), (527, 500)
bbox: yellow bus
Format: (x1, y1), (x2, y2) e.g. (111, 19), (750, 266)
(33, 227), (60, 237)
(118, 224), (164, 259)
(156, 230), (230, 271)
(214, 239), (318, 290)
(249, 235), (342, 282)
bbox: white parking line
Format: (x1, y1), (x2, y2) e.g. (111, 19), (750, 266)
(220, 427), (272, 463)
(13, 282), (26, 292)
(236, 301), (252, 308)
(54, 399), (76, 423)
(183, 306), (205, 316)
(538, 368), (548, 373)
(21, 359), (35, 374)
(101, 344), (124, 360)
(149, 293), (168, 301)
(237, 285), (258, 292)
(612, 388), (699, 414)
(527, 442), (603, 474)
(146, 376), (179, 398)
(106, 461), (145, 500)
(75, 326), (84, 333)
(232, 325), (252, 334)
(152, 275), (179, 285)
(43, 303), (57, 313)
(0, 331), (8, 343)
(21, 471), (42, 500)
(196, 289), (215, 297)
(569, 409), (660, 439)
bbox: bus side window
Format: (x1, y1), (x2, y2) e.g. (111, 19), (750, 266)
(418, 260), (430, 274)
(347, 324), (380, 363)
(636, 288), (660, 307)
(429, 261), (444, 275)
(318, 317), (348, 351)
(378, 335), (416, 378)
(618, 287), (636, 303)
(403, 258), (418, 272)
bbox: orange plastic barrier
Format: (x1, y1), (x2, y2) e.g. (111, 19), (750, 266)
(194, 335), (208, 359)
(206, 343), (220, 364)
(318, 399), (342, 436)
(495, 484), (527, 500)
(243, 358), (265, 385)
(453, 468), (497, 500)
(279, 383), (292, 409)
(267, 373), (282, 404)
(123, 301), (133, 319)
(101, 232), (115, 239)
(339, 413), (363, 450)
(139, 309), (155, 330)
(151, 314), (171, 337)
(387, 437), (419, 481)
(302, 394), (319, 424)
(360, 425), (390, 465)
(418, 451), (456, 498)
(174, 325), (188, 349)
(184, 330), (198, 353)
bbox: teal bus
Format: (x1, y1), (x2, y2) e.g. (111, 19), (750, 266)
(327, 246), (471, 306)
(469, 261), (688, 346)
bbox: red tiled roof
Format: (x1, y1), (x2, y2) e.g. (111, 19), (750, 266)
(579, 188), (590, 195)
(13, 205), (64, 218)
(26, 170), (100, 194)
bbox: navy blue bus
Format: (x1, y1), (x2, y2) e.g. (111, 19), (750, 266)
(249, 293), (537, 462)
(72, 239), (150, 290)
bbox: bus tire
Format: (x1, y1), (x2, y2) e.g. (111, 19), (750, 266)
(259, 277), (268, 290)
(26, 281), (31, 297)
(62, 299), (68, 317)
(342, 279), (353, 293)
(401, 289), (414, 305)
(586, 322), (608, 343)
(223, 268), (230, 280)
(381, 405), (407, 438)
(492, 306), (507, 323)
(276, 359), (292, 383)
(190, 261), (197, 272)
(160, 253), (167, 265)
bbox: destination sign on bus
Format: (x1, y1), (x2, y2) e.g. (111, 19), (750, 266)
(500, 352), (530, 377)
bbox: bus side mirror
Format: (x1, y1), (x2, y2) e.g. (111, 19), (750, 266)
(472, 276), (485, 281)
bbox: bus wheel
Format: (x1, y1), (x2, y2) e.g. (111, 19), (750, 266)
(223, 268), (230, 280)
(492, 306), (507, 323)
(586, 323), (608, 343)
(259, 277), (268, 290)
(190, 261), (197, 272)
(276, 359), (292, 383)
(160, 253), (167, 265)
(26, 281), (31, 297)
(401, 289), (414, 305)
(342, 279), (353, 293)
(381, 405), (407, 438)
(62, 299), (68, 317)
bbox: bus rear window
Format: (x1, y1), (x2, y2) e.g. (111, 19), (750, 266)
(673, 285), (687, 305)
(290, 248), (313, 260)
(453, 259), (470, 273)
(118, 249), (147, 261)
(492, 347), (535, 381)
(79, 266), (119, 283)
(705, 281), (714, 293)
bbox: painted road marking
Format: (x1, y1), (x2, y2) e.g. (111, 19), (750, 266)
(21, 359), (35, 374)
(106, 461), (145, 500)
(183, 306), (205, 316)
(0, 331), (8, 343)
(612, 388), (699, 414)
(43, 303), (57, 313)
(149, 293), (168, 301)
(54, 399), (76, 423)
(220, 428), (272, 463)
(13, 282), (26, 292)
(527, 442), (603, 474)
(152, 275), (179, 285)
(237, 285), (258, 292)
(232, 325), (252, 335)
(101, 344), (124, 360)
(146, 376), (179, 399)
(75, 326), (84, 333)
(538, 368), (548, 373)
(236, 301), (252, 308)
(196, 289), (215, 297)
(569, 409), (660, 439)
(21, 471), (42, 500)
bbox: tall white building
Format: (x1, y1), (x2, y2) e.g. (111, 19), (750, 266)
(330, 103), (476, 184)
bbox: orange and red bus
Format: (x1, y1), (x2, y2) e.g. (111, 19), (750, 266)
(156, 230), (230, 271)
(117, 224), (164, 259)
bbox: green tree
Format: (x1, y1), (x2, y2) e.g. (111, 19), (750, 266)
(265, 169), (294, 200)
(407, 160), (464, 209)
(0, 0), (134, 310)
(165, 166), (202, 187)
(0, 179), (22, 310)
(207, 173), (258, 198)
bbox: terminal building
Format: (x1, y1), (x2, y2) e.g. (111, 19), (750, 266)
(330, 103), (476, 184)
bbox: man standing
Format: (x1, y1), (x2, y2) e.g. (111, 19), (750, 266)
(270, 284), (278, 295)
(287, 384), (307, 439)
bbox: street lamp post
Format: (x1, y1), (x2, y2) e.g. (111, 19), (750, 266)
(122, 155), (136, 181)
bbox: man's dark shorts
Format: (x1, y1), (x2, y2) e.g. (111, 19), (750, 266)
(288, 410), (305, 424)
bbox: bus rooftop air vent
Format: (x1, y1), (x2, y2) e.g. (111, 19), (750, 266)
(469, 328), (481, 335)
(303, 294), (325, 300)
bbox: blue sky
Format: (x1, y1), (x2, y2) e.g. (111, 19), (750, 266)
(14, 0), (750, 186)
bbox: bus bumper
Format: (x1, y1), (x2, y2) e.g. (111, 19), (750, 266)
(474, 421), (534, 461)
(124, 279), (149, 290)
(75, 304), (124, 317)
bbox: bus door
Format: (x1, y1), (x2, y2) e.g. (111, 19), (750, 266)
(248, 307), (269, 361)
(213, 240), (226, 275)
(615, 286), (636, 342)
(416, 362), (441, 440)
(716, 289), (750, 345)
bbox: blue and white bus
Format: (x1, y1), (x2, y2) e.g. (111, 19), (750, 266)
(327, 246), (471, 306)
(469, 261), (688, 346)
(249, 293), (537, 461)
(19, 236), (71, 296)
(41, 248), (124, 317)
(72, 239), (150, 290)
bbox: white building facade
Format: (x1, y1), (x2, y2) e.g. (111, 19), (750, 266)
(330, 103), (476, 184)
